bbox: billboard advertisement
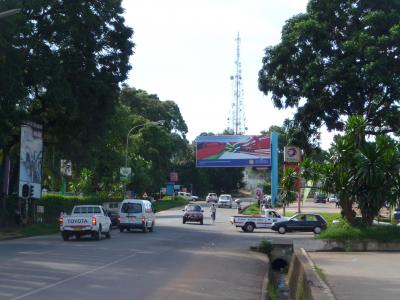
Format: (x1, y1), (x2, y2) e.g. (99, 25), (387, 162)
(19, 123), (43, 199)
(196, 135), (271, 167)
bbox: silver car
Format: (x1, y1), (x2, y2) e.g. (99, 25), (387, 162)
(218, 194), (233, 208)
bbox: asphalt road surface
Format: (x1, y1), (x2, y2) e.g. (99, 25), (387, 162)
(0, 201), (315, 300)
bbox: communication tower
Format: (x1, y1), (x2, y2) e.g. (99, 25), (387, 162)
(227, 32), (246, 135)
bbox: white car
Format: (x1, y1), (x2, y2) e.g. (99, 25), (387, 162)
(230, 209), (288, 232)
(118, 199), (155, 233)
(59, 205), (112, 241)
(206, 193), (218, 203)
(218, 194), (233, 208)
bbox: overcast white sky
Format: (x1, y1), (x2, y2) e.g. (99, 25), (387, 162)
(122, 0), (335, 149)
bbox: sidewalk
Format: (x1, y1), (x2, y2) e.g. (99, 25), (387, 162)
(308, 252), (400, 300)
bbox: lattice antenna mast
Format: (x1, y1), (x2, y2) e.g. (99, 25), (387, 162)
(228, 32), (246, 135)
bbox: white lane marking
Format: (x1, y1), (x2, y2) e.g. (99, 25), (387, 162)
(0, 291), (13, 297)
(0, 279), (45, 286)
(9, 252), (140, 300)
(0, 285), (31, 291)
(0, 272), (60, 281)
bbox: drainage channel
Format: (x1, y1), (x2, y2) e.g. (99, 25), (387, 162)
(267, 243), (294, 300)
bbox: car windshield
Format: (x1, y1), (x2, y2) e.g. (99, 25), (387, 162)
(209, 193), (216, 197)
(121, 203), (142, 214)
(186, 205), (201, 212)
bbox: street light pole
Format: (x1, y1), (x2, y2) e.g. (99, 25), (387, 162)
(125, 120), (165, 168)
(124, 120), (165, 195)
(0, 9), (20, 19)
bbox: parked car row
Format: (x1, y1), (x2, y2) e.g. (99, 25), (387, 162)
(59, 199), (156, 241)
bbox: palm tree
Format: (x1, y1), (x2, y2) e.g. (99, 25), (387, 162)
(279, 167), (297, 216)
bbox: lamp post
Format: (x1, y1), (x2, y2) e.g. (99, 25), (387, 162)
(125, 120), (165, 168)
(123, 120), (165, 195)
(0, 9), (20, 19)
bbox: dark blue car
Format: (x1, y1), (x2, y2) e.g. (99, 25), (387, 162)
(271, 213), (327, 234)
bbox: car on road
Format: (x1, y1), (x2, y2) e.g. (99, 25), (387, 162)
(328, 194), (338, 203)
(314, 194), (327, 203)
(59, 205), (112, 241)
(218, 194), (233, 208)
(206, 193), (218, 203)
(271, 213), (327, 234)
(118, 199), (155, 233)
(230, 209), (287, 232)
(106, 210), (119, 227)
(182, 204), (204, 225)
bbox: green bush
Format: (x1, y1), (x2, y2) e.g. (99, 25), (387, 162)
(317, 220), (400, 241)
(259, 239), (273, 254)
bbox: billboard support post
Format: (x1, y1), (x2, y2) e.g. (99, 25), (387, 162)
(271, 132), (279, 207)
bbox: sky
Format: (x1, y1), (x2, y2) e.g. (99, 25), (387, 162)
(121, 0), (335, 149)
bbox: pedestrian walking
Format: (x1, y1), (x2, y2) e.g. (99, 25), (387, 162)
(210, 204), (216, 224)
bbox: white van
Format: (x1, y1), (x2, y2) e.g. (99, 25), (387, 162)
(118, 199), (155, 233)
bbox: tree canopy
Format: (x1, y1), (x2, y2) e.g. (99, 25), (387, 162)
(259, 0), (400, 138)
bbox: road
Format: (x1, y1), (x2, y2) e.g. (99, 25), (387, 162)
(0, 200), (316, 300)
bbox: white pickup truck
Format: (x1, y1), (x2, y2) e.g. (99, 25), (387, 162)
(230, 209), (288, 232)
(59, 205), (112, 241)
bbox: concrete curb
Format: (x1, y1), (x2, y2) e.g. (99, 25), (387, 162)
(287, 248), (336, 300)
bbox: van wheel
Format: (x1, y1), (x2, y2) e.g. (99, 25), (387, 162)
(142, 225), (148, 233)
(244, 223), (255, 233)
(182, 218), (186, 224)
(119, 227), (124, 233)
(200, 219), (203, 225)
(105, 225), (112, 238)
(75, 235), (80, 240)
(149, 222), (154, 232)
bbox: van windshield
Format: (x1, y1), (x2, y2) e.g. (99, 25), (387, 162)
(121, 203), (142, 214)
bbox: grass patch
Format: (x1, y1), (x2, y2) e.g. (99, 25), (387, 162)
(154, 197), (189, 212)
(259, 239), (273, 254)
(20, 223), (59, 237)
(267, 284), (278, 300)
(241, 203), (260, 215)
(314, 265), (327, 283)
(317, 221), (400, 241)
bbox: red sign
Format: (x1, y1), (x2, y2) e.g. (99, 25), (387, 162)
(169, 172), (178, 182)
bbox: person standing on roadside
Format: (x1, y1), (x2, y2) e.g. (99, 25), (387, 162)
(210, 203), (216, 224)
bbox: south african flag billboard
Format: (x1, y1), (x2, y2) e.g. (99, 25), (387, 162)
(195, 135), (271, 167)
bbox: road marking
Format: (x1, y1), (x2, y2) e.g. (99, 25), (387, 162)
(0, 272), (61, 281)
(0, 279), (45, 286)
(0, 285), (31, 291)
(9, 252), (140, 300)
(0, 291), (13, 297)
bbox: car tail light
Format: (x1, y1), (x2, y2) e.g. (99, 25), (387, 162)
(141, 216), (146, 224)
(59, 216), (64, 225)
(117, 216), (121, 224)
(92, 217), (97, 225)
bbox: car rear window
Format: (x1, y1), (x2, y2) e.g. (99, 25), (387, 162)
(73, 206), (101, 214)
(220, 195), (231, 200)
(121, 203), (142, 214)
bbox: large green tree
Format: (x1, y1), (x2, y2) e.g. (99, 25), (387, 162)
(1, 0), (134, 200)
(259, 0), (400, 138)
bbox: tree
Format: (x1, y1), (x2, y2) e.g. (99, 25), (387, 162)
(0, 0), (134, 202)
(259, 0), (400, 138)
(279, 167), (297, 216)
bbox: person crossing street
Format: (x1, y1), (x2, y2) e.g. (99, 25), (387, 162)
(210, 204), (216, 224)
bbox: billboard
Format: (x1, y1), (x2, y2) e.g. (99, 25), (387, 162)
(19, 123), (43, 199)
(196, 135), (271, 167)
